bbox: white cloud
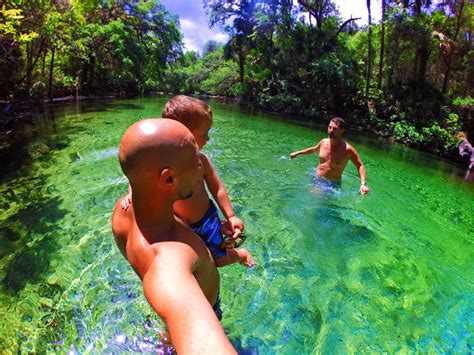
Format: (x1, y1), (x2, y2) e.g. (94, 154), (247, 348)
(159, 1), (228, 53)
(336, 0), (382, 25)
(180, 18), (229, 53)
(160, 0), (383, 53)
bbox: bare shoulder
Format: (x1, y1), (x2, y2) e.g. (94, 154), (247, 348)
(152, 224), (203, 269)
(345, 141), (357, 154)
(199, 151), (216, 176)
(199, 151), (210, 164)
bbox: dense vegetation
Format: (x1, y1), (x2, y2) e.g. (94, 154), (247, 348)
(1, 0), (473, 157)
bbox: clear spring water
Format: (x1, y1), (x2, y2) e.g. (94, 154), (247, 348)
(0, 97), (472, 353)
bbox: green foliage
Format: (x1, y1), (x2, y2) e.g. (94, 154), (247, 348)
(422, 122), (456, 152)
(1, 0), (472, 158)
(1, 7), (38, 42)
(452, 96), (474, 108)
(0, 0), (182, 98)
(392, 121), (423, 144)
(164, 46), (239, 96)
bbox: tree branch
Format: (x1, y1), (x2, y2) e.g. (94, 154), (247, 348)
(336, 18), (361, 37)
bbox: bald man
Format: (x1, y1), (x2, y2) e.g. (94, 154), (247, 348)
(111, 119), (236, 353)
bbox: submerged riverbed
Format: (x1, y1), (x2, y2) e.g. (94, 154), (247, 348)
(0, 97), (473, 353)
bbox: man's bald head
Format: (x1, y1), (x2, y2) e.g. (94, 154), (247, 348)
(118, 119), (198, 185)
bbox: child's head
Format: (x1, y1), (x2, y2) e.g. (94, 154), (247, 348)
(162, 95), (213, 149)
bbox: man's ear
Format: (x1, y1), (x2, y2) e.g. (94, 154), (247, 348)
(160, 168), (174, 185)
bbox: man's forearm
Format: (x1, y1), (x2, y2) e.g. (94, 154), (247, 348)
(359, 165), (367, 184)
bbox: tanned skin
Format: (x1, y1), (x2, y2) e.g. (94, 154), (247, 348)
(172, 109), (255, 267)
(111, 119), (236, 354)
(123, 96), (255, 267)
(290, 119), (370, 195)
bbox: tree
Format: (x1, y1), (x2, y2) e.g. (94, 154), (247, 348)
(366, 0), (373, 96)
(377, 0), (386, 89)
(439, 0), (467, 94)
(204, 0), (258, 86)
(297, 0), (336, 30)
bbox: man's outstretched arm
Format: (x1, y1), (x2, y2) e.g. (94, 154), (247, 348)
(349, 147), (370, 195)
(142, 257), (236, 354)
(290, 141), (322, 159)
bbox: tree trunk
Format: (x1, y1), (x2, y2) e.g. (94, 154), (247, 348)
(88, 55), (96, 92)
(365, 0), (372, 97)
(48, 47), (55, 99)
(377, 0), (386, 89)
(42, 48), (47, 76)
(416, 45), (430, 85)
(238, 47), (244, 84)
(442, 0), (464, 94)
(26, 42), (32, 92)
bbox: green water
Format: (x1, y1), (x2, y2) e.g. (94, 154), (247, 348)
(0, 97), (473, 353)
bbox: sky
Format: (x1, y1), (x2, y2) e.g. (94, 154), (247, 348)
(159, 0), (382, 53)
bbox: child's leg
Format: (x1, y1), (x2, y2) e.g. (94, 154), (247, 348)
(215, 248), (255, 268)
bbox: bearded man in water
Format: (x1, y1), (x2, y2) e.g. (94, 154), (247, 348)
(290, 117), (370, 194)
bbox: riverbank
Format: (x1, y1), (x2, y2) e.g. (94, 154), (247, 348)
(0, 93), (471, 172)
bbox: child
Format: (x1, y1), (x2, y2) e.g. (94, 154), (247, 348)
(124, 95), (255, 268)
(163, 95), (255, 267)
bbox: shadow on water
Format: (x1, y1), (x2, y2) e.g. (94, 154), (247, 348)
(0, 176), (68, 294)
(0, 100), (143, 178)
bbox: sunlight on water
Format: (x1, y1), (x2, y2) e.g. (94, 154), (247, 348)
(0, 97), (473, 353)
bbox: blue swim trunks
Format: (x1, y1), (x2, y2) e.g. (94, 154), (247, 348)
(190, 200), (227, 260)
(312, 174), (341, 193)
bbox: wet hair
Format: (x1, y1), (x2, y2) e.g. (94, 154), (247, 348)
(162, 95), (212, 131)
(330, 117), (346, 129)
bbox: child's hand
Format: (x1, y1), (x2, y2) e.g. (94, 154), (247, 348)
(121, 193), (132, 211)
(220, 220), (232, 236)
(290, 152), (298, 159)
(227, 216), (244, 240)
(238, 249), (256, 267)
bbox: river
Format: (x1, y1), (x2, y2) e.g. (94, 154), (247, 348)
(0, 97), (472, 353)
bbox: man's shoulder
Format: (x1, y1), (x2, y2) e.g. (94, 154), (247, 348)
(152, 225), (203, 268)
(317, 138), (329, 147)
(343, 141), (359, 157)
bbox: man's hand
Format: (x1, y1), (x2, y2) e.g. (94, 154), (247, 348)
(360, 184), (370, 195)
(290, 152), (298, 159)
(227, 216), (244, 239)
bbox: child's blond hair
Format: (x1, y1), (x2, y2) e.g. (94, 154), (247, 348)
(162, 95), (212, 130)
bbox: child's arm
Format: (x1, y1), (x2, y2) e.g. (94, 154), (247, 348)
(290, 140), (322, 159)
(215, 248), (255, 268)
(201, 153), (244, 238)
